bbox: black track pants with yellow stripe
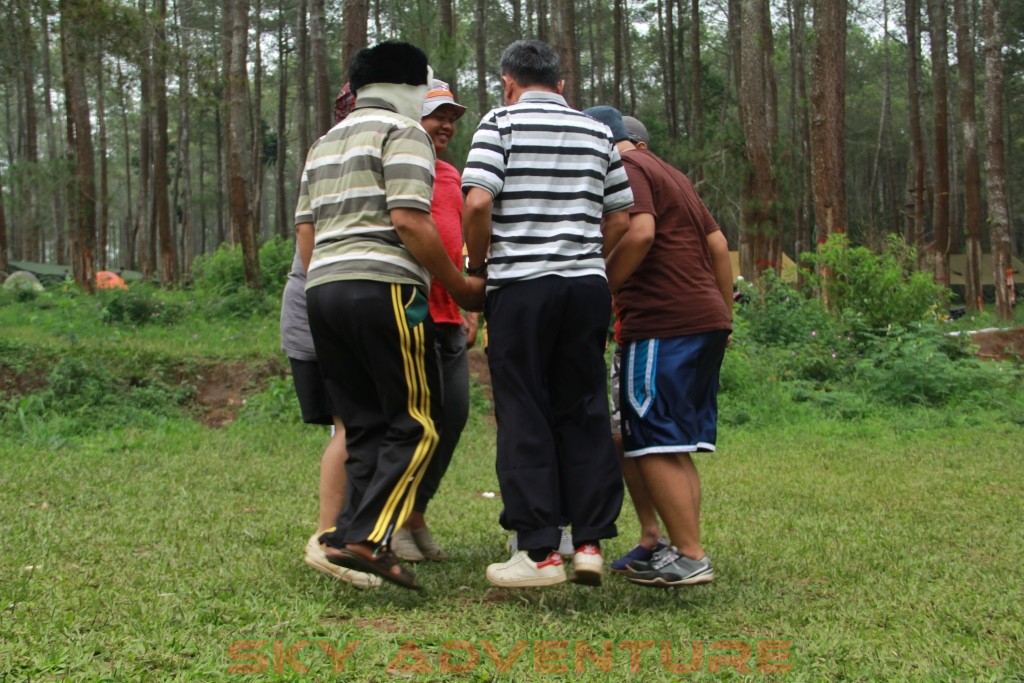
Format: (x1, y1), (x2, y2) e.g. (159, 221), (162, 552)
(306, 280), (440, 548)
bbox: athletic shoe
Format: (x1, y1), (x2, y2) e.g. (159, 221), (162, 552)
(507, 526), (576, 559)
(304, 534), (381, 590)
(411, 526), (449, 561)
(626, 547), (714, 587)
(486, 550), (567, 588)
(569, 544), (603, 586)
(625, 543), (677, 573)
(389, 527), (425, 563)
(611, 541), (669, 574)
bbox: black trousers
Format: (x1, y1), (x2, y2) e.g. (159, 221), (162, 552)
(306, 280), (440, 548)
(485, 275), (623, 551)
(414, 322), (470, 512)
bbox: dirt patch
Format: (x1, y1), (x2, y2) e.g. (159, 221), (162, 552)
(966, 327), (1024, 361)
(0, 365), (47, 400)
(190, 358), (287, 428)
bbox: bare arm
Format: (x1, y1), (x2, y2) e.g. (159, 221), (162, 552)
(601, 208), (631, 259)
(462, 187), (494, 272)
(296, 222), (315, 273)
(605, 211), (655, 293)
(707, 229), (734, 320)
(390, 207), (485, 311)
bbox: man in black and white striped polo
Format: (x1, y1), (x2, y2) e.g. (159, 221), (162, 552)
(462, 40), (634, 588)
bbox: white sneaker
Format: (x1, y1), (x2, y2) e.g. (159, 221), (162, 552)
(569, 544), (603, 586)
(304, 534), (381, 590)
(486, 550), (567, 588)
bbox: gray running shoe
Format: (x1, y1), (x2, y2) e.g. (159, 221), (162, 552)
(625, 543), (677, 573)
(626, 547), (714, 587)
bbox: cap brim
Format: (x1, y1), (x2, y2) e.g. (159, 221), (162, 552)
(422, 101), (468, 120)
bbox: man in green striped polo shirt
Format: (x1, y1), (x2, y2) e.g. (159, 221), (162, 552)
(295, 41), (484, 590)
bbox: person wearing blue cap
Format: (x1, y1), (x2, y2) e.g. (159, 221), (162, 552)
(584, 106), (733, 588)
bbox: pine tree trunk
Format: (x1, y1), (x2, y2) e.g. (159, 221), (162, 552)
(983, 0), (1013, 320)
(906, 0), (926, 263)
(59, 0), (97, 293)
(552, 0), (580, 108)
(310, 0), (331, 137)
(0, 170), (7, 274)
(810, 0), (847, 240)
(342, 0), (369, 78)
(276, 2), (290, 239)
(789, 0), (812, 286)
(953, 0), (983, 312)
(116, 63), (136, 270)
(927, 0), (951, 288)
(17, 0), (41, 263)
(155, 0), (176, 284)
(224, 0), (261, 289)
(96, 53), (109, 271)
(476, 0), (488, 115)
(738, 0), (781, 279)
(295, 0), (311, 158)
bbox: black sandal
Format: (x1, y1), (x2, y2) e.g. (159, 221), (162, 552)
(332, 547), (422, 591)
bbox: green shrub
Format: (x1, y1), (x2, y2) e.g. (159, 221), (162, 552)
(192, 244), (249, 296)
(259, 236), (294, 294)
(192, 238), (294, 296)
(804, 234), (949, 332)
(99, 286), (185, 326)
(737, 270), (834, 347)
(851, 323), (1020, 407)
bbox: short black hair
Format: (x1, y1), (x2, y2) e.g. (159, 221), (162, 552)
(500, 40), (561, 90)
(348, 41), (429, 94)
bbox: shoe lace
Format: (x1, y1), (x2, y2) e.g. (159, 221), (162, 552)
(650, 546), (680, 570)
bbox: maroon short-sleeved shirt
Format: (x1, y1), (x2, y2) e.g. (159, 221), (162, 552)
(616, 149), (731, 341)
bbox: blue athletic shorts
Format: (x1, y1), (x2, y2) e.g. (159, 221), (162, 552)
(620, 329), (729, 457)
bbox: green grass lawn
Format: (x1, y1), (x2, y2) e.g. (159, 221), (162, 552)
(2, 292), (1023, 681)
(2, 389), (1022, 681)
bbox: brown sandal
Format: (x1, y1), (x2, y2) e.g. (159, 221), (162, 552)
(329, 546), (422, 591)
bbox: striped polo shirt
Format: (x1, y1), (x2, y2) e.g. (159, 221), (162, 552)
(462, 91), (633, 290)
(295, 97), (436, 293)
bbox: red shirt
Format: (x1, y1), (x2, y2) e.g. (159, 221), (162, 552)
(428, 159), (465, 325)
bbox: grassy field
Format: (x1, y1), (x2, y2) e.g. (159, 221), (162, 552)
(1, 293), (1023, 681)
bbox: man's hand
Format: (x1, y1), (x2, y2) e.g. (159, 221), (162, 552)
(463, 312), (481, 348)
(452, 275), (486, 312)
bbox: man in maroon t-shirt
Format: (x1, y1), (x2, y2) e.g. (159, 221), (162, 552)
(589, 106), (733, 588)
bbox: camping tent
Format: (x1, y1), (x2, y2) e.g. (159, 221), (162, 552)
(948, 253), (1024, 286)
(728, 251), (799, 282)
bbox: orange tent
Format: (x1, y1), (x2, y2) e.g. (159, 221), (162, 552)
(96, 270), (129, 290)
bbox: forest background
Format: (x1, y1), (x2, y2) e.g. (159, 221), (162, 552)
(0, 0), (1022, 317)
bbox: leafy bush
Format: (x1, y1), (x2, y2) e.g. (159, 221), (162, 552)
(737, 270), (834, 347)
(99, 286), (186, 326)
(851, 323), (1019, 406)
(192, 237), (293, 296)
(192, 244), (250, 296)
(804, 234), (949, 332)
(190, 239), (289, 318)
(259, 236), (294, 295)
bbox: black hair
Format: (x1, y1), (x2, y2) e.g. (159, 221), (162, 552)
(499, 40), (561, 90)
(348, 41), (429, 94)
